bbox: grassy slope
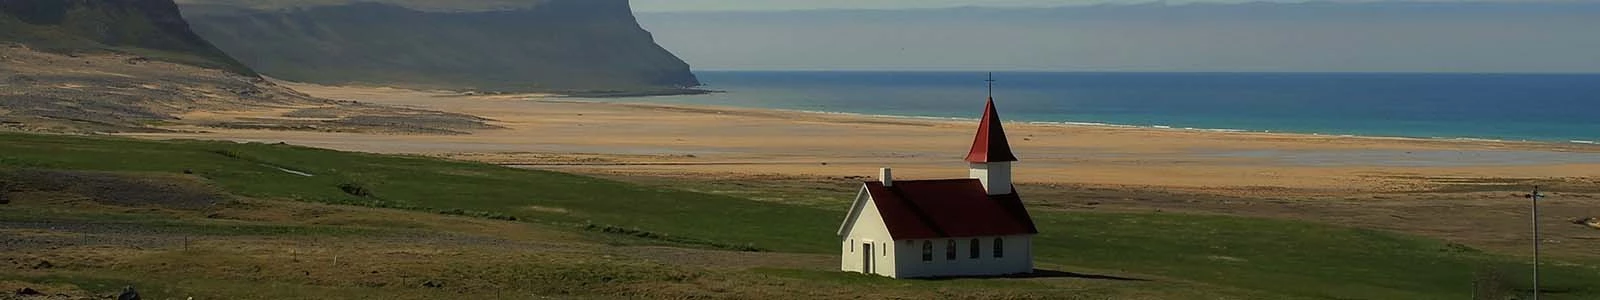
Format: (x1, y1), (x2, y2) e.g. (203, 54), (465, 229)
(0, 133), (829, 252)
(1, 132), (1597, 299)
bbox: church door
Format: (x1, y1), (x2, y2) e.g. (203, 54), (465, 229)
(862, 243), (874, 274)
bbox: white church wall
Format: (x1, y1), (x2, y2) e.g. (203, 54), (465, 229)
(968, 162), (1013, 195)
(893, 234), (1033, 278)
(840, 191), (898, 277)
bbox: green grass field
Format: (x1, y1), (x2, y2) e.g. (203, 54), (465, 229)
(2, 132), (1596, 299)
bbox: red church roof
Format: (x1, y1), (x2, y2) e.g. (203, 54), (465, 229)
(862, 179), (1038, 240)
(965, 98), (1018, 163)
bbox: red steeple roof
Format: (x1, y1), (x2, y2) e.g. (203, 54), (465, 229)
(965, 98), (1018, 163)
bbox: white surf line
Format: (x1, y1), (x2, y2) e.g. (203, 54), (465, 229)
(263, 164), (314, 177)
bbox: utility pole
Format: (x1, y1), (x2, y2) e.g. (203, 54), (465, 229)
(1524, 186), (1546, 300)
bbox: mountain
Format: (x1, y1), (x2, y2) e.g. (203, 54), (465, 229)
(0, 0), (253, 75)
(178, 0), (701, 93)
(175, 0), (541, 12)
(0, 0), (493, 134)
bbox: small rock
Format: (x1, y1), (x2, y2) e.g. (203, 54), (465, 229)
(422, 280), (444, 288)
(32, 260), (52, 269)
(15, 287), (41, 295)
(117, 286), (140, 300)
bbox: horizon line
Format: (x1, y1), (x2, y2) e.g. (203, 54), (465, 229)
(634, 0), (1596, 14)
(689, 69), (1600, 76)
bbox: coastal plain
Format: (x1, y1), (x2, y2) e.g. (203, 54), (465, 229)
(5, 82), (1592, 299)
(123, 82), (1600, 262)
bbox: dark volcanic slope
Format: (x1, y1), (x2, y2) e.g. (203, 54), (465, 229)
(0, 0), (254, 75)
(182, 0), (701, 92)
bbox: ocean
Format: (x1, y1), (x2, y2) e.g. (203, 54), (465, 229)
(586, 71), (1600, 143)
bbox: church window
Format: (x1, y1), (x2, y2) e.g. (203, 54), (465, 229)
(946, 240), (957, 260)
(849, 239), (853, 252)
(994, 238), (1004, 258)
(969, 239), (980, 259)
(921, 241), (933, 261)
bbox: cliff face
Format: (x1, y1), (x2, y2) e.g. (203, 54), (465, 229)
(181, 0), (701, 93)
(0, 0), (254, 75)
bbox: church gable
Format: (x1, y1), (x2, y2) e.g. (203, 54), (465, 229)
(837, 187), (874, 237)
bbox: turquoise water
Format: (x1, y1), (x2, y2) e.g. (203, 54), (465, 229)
(583, 71), (1600, 143)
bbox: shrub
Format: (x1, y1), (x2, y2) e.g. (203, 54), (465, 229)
(438, 208), (518, 221)
(581, 222), (763, 252)
(338, 182), (372, 197)
(210, 149), (242, 159)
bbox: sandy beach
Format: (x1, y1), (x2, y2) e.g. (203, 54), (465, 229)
(123, 82), (1600, 197)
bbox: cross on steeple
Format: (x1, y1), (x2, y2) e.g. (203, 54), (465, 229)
(986, 72), (996, 98)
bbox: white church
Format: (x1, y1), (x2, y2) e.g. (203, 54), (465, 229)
(837, 95), (1039, 278)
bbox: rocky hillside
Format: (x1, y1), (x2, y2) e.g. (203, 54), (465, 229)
(0, 0), (495, 134)
(179, 0), (701, 93)
(0, 0), (253, 75)
(0, 45), (496, 134)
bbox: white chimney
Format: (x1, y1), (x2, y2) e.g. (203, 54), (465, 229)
(880, 167), (894, 187)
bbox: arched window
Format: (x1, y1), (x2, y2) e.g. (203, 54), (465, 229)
(945, 240), (957, 260)
(882, 243), (887, 256)
(921, 241), (933, 261)
(969, 238), (980, 259)
(993, 238), (1005, 258)
(849, 239), (854, 252)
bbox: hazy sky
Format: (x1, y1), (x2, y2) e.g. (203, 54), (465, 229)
(635, 1), (1600, 73)
(631, 0), (1534, 12)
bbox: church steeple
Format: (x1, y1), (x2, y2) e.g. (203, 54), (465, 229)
(964, 98), (1018, 163)
(966, 73), (1017, 195)
(966, 73), (1017, 163)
